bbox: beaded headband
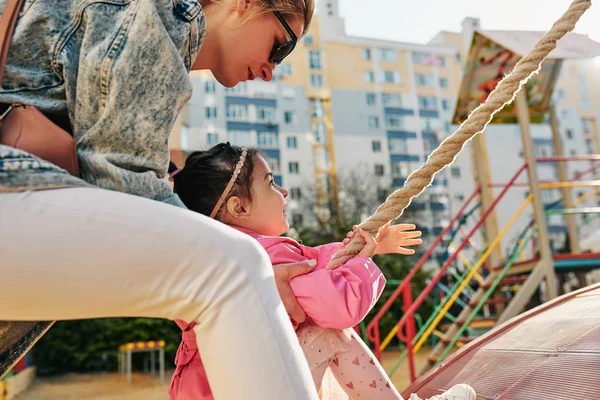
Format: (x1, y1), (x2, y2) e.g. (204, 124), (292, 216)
(209, 146), (248, 218)
(168, 167), (183, 182)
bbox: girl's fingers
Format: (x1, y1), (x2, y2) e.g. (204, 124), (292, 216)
(399, 231), (422, 239)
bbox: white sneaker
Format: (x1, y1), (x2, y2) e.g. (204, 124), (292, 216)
(409, 383), (476, 400)
(440, 384), (476, 400)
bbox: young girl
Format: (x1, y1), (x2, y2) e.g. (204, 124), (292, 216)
(168, 143), (476, 400)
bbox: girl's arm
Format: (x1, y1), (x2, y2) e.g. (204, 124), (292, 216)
(288, 242), (385, 330)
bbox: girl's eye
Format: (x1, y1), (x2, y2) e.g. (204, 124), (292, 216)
(269, 180), (275, 186)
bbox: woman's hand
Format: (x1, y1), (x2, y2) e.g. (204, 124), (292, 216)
(272, 259), (317, 323)
(342, 223), (422, 256)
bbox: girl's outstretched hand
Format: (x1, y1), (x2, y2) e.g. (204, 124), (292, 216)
(341, 223), (422, 255)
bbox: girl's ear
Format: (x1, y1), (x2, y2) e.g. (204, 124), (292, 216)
(224, 195), (252, 219)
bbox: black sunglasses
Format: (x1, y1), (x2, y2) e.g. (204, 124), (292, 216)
(266, 0), (297, 65)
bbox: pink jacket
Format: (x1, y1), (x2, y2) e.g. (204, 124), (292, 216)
(169, 226), (386, 400)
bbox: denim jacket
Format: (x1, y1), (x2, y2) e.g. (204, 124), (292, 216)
(0, 0), (206, 376)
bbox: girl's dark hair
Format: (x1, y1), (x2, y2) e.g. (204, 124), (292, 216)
(169, 143), (260, 218)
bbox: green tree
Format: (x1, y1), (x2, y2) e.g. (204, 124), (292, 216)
(32, 318), (181, 375)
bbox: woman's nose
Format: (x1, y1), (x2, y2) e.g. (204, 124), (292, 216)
(260, 64), (274, 82)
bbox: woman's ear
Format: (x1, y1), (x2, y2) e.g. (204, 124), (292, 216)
(235, 0), (251, 16)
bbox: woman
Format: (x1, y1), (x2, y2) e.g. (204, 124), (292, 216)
(0, 0), (319, 398)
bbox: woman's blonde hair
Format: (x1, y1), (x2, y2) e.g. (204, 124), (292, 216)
(253, 0), (315, 35)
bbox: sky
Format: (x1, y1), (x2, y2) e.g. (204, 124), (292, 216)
(335, 0), (600, 45)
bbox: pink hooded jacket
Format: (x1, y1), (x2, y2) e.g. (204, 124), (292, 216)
(168, 226), (386, 400)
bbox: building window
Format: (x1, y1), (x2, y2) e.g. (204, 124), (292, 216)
(368, 116), (379, 129)
(207, 133), (219, 146)
(314, 122), (327, 143)
(566, 129), (573, 139)
(290, 187), (302, 200)
(226, 104), (248, 120)
(418, 96), (437, 110)
(442, 99), (450, 111)
(366, 93), (376, 106)
(310, 74), (324, 88)
(423, 136), (438, 153)
(389, 137), (408, 153)
(225, 82), (247, 94)
(288, 162), (300, 174)
(310, 99), (324, 118)
(451, 167), (461, 178)
(309, 50), (321, 69)
(413, 52), (444, 66)
(582, 98), (591, 109)
(379, 48), (397, 62)
(257, 131), (278, 148)
(361, 48), (372, 61)
(256, 106), (276, 122)
(205, 81), (216, 93)
(439, 77), (449, 88)
(454, 194), (465, 202)
(372, 140), (382, 152)
(304, 35), (314, 45)
(380, 70), (401, 84)
(385, 115), (403, 129)
(292, 214), (304, 226)
(416, 73), (433, 87)
(180, 124), (189, 149)
(364, 70), (375, 83)
(570, 149), (577, 156)
(374, 164), (385, 176)
(421, 118), (440, 132)
(316, 147), (330, 169)
(381, 93), (402, 106)
(392, 161), (410, 177)
(276, 63), (293, 78)
(287, 136), (298, 149)
(284, 111), (296, 125)
(377, 188), (388, 202)
(412, 52), (427, 65)
(205, 107), (217, 119)
(228, 130), (252, 146)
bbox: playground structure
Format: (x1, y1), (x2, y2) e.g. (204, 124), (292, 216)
(0, 353), (35, 400)
(362, 19), (600, 391)
(403, 282), (600, 399)
(118, 340), (166, 384)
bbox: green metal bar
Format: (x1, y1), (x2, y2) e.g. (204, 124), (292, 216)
(387, 279), (402, 286)
(447, 268), (474, 295)
(432, 284), (440, 347)
(387, 349), (408, 377)
(545, 207), (600, 215)
(360, 321), (369, 345)
(580, 213), (599, 227)
(437, 281), (469, 309)
(414, 313), (424, 332)
(436, 226), (538, 363)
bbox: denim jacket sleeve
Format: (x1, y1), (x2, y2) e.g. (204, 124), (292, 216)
(0, 0), (206, 206)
